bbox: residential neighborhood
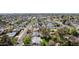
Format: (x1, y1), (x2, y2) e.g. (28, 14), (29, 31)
(0, 14), (79, 46)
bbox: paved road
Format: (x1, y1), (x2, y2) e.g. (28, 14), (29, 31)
(16, 23), (32, 46)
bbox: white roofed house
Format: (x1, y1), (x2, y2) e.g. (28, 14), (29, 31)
(6, 32), (17, 37)
(31, 31), (42, 45)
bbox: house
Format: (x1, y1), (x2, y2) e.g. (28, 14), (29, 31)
(46, 22), (55, 29)
(31, 37), (42, 45)
(6, 32), (17, 37)
(0, 28), (4, 34)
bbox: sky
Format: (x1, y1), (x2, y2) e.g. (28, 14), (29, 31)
(0, 0), (79, 13)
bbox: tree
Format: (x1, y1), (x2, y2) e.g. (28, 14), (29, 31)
(0, 35), (13, 46)
(40, 39), (48, 46)
(11, 37), (17, 45)
(23, 36), (31, 45)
